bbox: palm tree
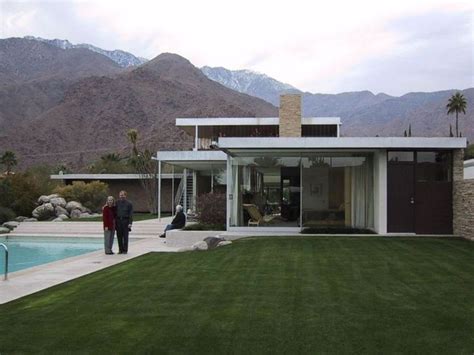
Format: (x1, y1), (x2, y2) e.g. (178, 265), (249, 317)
(446, 92), (467, 137)
(127, 129), (139, 156)
(0, 150), (17, 175)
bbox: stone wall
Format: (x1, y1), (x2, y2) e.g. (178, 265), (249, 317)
(279, 94), (301, 137)
(452, 149), (474, 240)
(453, 179), (474, 240)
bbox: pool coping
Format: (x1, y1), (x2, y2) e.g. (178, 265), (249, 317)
(0, 238), (180, 304)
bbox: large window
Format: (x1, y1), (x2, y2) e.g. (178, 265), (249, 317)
(229, 152), (374, 229)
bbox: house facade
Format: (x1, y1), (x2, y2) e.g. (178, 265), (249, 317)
(156, 94), (467, 235)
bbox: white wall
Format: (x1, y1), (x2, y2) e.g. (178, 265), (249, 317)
(373, 150), (387, 234)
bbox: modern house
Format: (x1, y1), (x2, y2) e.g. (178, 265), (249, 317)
(156, 94), (467, 235)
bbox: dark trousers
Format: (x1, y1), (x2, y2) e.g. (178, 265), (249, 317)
(116, 218), (130, 253)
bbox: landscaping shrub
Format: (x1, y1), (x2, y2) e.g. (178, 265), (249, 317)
(465, 144), (474, 160)
(0, 206), (16, 224)
(195, 192), (226, 225)
(54, 181), (108, 212)
(183, 223), (226, 231)
(0, 173), (44, 217)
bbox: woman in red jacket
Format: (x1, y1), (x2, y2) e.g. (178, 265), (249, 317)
(102, 196), (117, 255)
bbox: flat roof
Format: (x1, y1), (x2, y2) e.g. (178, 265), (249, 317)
(218, 137), (467, 150)
(50, 173), (182, 180)
(156, 150), (227, 162)
(176, 117), (341, 127)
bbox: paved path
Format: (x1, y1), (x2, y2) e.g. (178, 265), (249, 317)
(0, 219), (178, 304)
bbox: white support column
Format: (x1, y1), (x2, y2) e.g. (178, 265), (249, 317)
(157, 159), (161, 221)
(374, 150), (387, 234)
(194, 125), (199, 151)
(183, 168), (187, 212)
(192, 169), (197, 210)
(226, 156), (231, 230)
(171, 165), (175, 216)
(336, 124), (340, 137)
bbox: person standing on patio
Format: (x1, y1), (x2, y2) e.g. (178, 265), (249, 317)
(102, 196), (116, 255)
(116, 190), (133, 254)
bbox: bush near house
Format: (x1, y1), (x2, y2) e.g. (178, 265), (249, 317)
(465, 143), (474, 160)
(0, 206), (16, 224)
(54, 181), (108, 212)
(195, 192), (226, 225)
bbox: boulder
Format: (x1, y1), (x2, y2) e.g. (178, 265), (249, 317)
(24, 218), (38, 222)
(192, 241), (208, 251)
(0, 227), (10, 234)
(37, 194), (59, 205)
(32, 203), (55, 220)
(57, 214), (69, 220)
(2, 221), (20, 230)
(70, 209), (82, 219)
(217, 241), (232, 247)
(203, 236), (225, 249)
(52, 217), (64, 222)
(66, 201), (86, 212)
(55, 206), (69, 217)
(50, 197), (67, 208)
(15, 216), (28, 222)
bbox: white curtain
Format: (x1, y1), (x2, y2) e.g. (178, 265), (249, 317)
(351, 158), (374, 228)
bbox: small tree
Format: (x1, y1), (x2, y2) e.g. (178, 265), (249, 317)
(408, 124), (412, 137)
(127, 129), (139, 156)
(1, 151), (17, 175)
(446, 92), (467, 137)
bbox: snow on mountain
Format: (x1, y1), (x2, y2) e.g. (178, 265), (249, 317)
(201, 66), (299, 105)
(24, 36), (148, 68)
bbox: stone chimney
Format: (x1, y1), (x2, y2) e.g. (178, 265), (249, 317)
(279, 94), (301, 137)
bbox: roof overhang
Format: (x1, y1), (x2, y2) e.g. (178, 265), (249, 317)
(218, 137), (467, 152)
(156, 150), (227, 170)
(50, 173), (181, 180)
(176, 117), (341, 136)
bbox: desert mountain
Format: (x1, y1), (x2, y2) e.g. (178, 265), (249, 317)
(1, 51), (277, 169)
(24, 36), (148, 68)
(202, 66), (473, 140)
(0, 38), (122, 129)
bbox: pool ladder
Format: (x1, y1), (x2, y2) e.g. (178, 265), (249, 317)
(0, 243), (8, 280)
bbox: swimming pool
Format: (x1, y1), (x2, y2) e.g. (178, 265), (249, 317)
(0, 236), (103, 274)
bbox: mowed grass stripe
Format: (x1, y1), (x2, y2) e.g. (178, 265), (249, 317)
(0, 237), (473, 354)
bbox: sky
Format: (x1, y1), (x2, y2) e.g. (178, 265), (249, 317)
(0, 0), (473, 95)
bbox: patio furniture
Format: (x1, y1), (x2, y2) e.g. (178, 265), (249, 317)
(243, 204), (275, 226)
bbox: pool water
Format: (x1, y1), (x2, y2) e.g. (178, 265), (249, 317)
(0, 237), (103, 274)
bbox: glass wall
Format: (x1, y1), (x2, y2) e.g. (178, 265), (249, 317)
(301, 153), (374, 229)
(229, 152), (374, 229)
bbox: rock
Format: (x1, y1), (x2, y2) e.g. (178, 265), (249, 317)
(2, 221), (20, 230)
(217, 241), (232, 247)
(32, 203), (55, 220)
(52, 217), (64, 222)
(58, 214), (69, 220)
(0, 227), (10, 234)
(192, 241), (208, 251)
(70, 209), (82, 219)
(24, 218), (38, 222)
(37, 194), (59, 205)
(15, 216), (28, 222)
(50, 197), (67, 208)
(55, 206), (68, 217)
(204, 236), (224, 249)
(66, 201), (86, 212)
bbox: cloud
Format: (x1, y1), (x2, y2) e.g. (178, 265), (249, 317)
(0, 0), (472, 95)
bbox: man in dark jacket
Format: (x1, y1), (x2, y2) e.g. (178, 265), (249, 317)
(116, 190), (133, 254)
(159, 205), (186, 238)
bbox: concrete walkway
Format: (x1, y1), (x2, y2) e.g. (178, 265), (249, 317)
(0, 237), (180, 304)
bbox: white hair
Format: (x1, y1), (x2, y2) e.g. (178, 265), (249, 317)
(176, 205), (183, 212)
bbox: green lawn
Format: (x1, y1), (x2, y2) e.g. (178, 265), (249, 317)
(1, 237), (473, 354)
